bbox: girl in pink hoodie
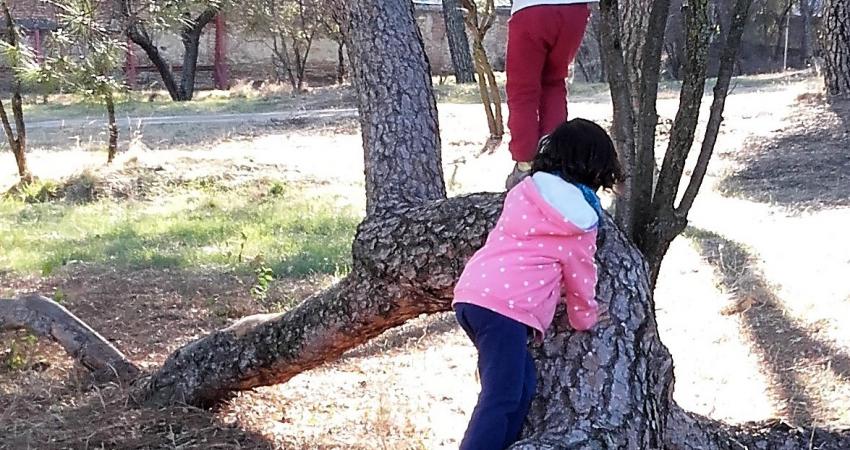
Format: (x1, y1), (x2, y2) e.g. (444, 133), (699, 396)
(453, 118), (623, 450)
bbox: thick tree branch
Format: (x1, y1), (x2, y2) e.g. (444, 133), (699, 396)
(137, 194), (502, 407)
(0, 295), (140, 383)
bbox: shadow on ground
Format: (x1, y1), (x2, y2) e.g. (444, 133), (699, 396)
(686, 227), (850, 425)
(719, 97), (850, 211)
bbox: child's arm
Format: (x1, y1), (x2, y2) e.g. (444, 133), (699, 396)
(560, 236), (599, 331)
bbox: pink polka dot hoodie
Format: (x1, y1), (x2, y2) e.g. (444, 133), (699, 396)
(453, 172), (600, 338)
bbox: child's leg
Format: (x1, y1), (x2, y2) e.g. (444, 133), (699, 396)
(505, 8), (550, 163)
(503, 351), (537, 447)
(454, 304), (531, 450)
(538, 4), (591, 136)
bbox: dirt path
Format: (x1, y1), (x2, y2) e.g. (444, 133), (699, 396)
(25, 108), (359, 130)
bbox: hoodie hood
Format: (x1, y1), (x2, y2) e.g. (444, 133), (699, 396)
(500, 175), (598, 241)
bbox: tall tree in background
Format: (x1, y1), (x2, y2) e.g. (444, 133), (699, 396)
(119, 0), (224, 101)
(441, 0), (475, 84)
(820, 0), (850, 98)
(799, 0), (814, 66)
(0, 1), (31, 182)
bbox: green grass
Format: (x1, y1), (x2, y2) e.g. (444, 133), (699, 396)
(0, 183), (360, 277)
(20, 90), (299, 122)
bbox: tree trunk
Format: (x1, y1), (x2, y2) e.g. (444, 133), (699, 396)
(442, 0), (476, 84)
(105, 91), (118, 164)
(336, 40), (346, 84)
(0, 1), (30, 182)
(599, 0), (638, 238)
(821, 0), (850, 99)
(471, 37), (504, 139)
(800, 0), (813, 66)
(178, 31), (202, 101)
(345, 0), (446, 214)
(637, 0), (751, 286)
(620, 0), (655, 111)
(460, 0), (504, 141)
(178, 7), (219, 102)
(120, 1), (219, 102)
(124, 20), (181, 101)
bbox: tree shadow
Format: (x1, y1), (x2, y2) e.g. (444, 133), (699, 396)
(342, 311), (460, 360)
(719, 97), (850, 211)
(686, 227), (850, 425)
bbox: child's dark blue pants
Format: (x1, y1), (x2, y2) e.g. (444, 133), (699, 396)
(454, 303), (537, 450)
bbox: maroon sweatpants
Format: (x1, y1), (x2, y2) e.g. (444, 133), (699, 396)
(506, 4), (591, 162)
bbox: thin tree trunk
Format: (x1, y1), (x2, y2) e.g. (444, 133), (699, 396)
(120, 1), (219, 102)
(0, 1), (30, 181)
(178, 7), (218, 101)
(620, 0), (654, 111)
(800, 0), (813, 65)
(336, 41), (346, 84)
(442, 0), (476, 84)
(460, 0), (504, 141)
(105, 91), (118, 164)
(126, 22), (182, 101)
(178, 30), (203, 101)
(471, 37), (504, 139)
(678, 0), (754, 216)
(0, 98), (28, 180)
(599, 0), (638, 238)
(632, 0), (673, 238)
(635, 0), (711, 285)
(271, 34), (298, 89)
(820, 0), (850, 98)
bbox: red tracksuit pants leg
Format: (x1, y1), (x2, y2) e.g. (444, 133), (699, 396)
(506, 4), (591, 162)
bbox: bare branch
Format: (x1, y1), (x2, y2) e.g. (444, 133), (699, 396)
(1, 295), (140, 383)
(651, 0), (711, 213)
(677, 0), (754, 215)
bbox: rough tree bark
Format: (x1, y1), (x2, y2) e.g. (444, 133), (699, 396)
(120, 0), (221, 101)
(345, 0), (446, 214)
(441, 0), (476, 84)
(820, 0), (850, 99)
(5, 1), (850, 448)
(0, 1), (31, 182)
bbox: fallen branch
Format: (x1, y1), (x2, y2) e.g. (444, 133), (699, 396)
(0, 294), (140, 383)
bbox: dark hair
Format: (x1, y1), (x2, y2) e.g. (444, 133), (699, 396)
(531, 118), (624, 191)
